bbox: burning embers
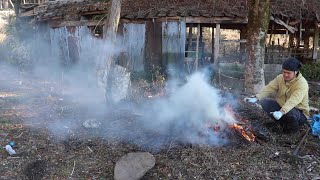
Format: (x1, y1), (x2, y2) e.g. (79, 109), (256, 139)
(229, 123), (255, 142)
(208, 104), (256, 143)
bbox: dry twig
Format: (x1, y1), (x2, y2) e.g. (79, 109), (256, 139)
(70, 161), (76, 177)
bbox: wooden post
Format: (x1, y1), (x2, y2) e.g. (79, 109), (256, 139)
(268, 23), (274, 46)
(313, 23), (319, 62)
(240, 27), (247, 63)
(211, 25), (214, 62)
(195, 23), (200, 71)
(199, 24), (203, 63)
(214, 23), (220, 65)
(187, 24), (193, 57)
(304, 24), (310, 59)
(296, 22), (302, 47)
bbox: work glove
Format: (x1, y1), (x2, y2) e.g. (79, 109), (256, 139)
(271, 111), (283, 120)
(243, 97), (258, 103)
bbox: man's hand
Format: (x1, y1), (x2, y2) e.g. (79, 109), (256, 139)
(243, 97), (258, 103)
(271, 111), (283, 120)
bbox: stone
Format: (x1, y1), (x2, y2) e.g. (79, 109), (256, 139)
(114, 152), (155, 180)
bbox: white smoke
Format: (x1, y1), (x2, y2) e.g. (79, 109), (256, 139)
(1, 21), (238, 149)
(132, 71), (237, 147)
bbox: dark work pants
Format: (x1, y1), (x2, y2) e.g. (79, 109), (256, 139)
(259, 99), (307, 133)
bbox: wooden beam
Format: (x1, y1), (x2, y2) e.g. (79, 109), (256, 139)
(121, 16), (247, 24)
(214, 23), (220, 65)
(195, 23), (200, 71)
(81, 10), (108, 16)
(186, 17), (247, 24)
(120, 18), (151, 24)
(270, 16), (297, 33)
(313, 23), (319, 61)
(48, 20), (103, 28)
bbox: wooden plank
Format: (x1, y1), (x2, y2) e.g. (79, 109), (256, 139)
(313, 23), (319, 61)
(122, 23), (146, 71)
(48, 20), (103, 28)
(186, 16), (247, 24)
(214, 23), (220, 65)
(144, 21), (162, 70)
(161, 21), (186, 73)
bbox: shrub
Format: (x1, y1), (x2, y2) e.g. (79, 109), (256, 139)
(301, 62), (320, 81)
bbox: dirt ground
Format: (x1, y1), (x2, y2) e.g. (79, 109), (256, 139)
(1, 65), (320, 180)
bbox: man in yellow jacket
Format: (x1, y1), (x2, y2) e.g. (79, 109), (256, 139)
(245, 57), (309, 133)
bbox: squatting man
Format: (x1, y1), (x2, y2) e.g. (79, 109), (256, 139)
(244, 57), (309, 134)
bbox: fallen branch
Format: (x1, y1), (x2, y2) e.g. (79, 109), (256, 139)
(293, 127), (310, 155)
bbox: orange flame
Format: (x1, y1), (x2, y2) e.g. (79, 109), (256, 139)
(229, 123), (255, 142)
(224, 104), (255, 142)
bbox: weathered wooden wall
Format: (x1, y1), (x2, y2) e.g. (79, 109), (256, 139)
(144, 20), (162, 72)
(122, 23), (146, 71)
(161, 20), (186, 76)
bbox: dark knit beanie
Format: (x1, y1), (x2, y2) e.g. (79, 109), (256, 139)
(282, 57), (302, 71)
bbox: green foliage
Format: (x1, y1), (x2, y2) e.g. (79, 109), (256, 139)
(300, 62), (320, 81)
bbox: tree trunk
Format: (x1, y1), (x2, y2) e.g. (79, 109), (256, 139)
(98, 0), (122, 102)
(104, 0), (122, 40)
(244, 0), (270, 94)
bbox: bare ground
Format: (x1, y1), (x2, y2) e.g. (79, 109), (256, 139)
(1, 66), (320, 180)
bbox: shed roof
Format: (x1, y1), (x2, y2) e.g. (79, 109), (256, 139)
(21, 0), (320, 23)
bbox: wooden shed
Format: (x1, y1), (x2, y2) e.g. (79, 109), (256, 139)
(19, 0), (320, 75)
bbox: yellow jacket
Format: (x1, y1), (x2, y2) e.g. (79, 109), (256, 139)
(256, 73), (310, 117)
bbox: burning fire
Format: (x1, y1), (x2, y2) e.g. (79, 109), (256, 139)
(229, 123), (255, 142)
(224, 104), (256, 142)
